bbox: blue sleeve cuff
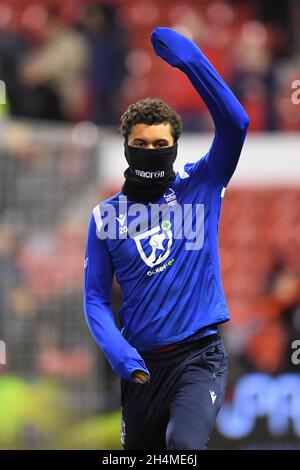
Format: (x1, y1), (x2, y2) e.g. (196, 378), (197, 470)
(115, 357), (151, 384)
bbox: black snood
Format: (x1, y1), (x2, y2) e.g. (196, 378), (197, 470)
(121, 140), (178, 203)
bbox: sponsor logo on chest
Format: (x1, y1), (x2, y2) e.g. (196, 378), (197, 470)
(135, 169), (164, 178)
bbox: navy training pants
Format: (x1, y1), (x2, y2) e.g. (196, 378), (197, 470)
(120, 333), (228, 450)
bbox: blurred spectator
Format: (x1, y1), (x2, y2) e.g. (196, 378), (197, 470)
(277, 269), (300, 371)
(0, 5), (29, 117)
(243, 262), (300, 374)
(80, 4), (128, 126)
(0, 222), (37, 376)
(231, 21), (278, 130)
(19, 7), (88, 121)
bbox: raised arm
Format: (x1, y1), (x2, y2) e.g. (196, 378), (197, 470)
(151, 27), (249, 187)
(83, 208), (150, 383)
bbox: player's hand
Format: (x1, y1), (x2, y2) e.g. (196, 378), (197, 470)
(151, 27), (199, 69)
(131, 370), (149, 384)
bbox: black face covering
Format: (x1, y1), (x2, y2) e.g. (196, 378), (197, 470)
(121, 140), (178, 202)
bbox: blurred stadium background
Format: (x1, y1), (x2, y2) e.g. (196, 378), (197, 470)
(0, 0), (300, 450)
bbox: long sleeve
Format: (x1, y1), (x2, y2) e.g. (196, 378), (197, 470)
(151, 27), (249, 187)
(83, 209), (150, 383)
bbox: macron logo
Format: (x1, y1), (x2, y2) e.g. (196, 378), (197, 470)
(135, 169), (164, 179)
(116, 214), (127, 227)
(210, 390), (217, 405)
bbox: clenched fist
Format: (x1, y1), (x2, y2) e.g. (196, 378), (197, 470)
(131, 370), (149, 384)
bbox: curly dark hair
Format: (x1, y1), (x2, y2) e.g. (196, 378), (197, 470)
(119, 97), (182, 143)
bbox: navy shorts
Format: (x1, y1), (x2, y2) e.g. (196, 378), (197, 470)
(120, 333), (228, 450)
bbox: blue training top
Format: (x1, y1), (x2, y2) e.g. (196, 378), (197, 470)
(83, 27), (249, 383)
